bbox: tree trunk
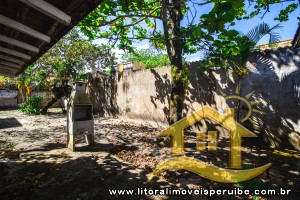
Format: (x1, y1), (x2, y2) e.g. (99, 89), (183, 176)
(163, 0), (187, 124)
(18, 87), (26, 104)
(40, 97), (59, 114)
(169, 65), (186, 124)
(40, 83), (71, 114)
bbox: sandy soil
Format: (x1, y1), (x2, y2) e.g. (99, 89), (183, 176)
(0, 109), (299, 200)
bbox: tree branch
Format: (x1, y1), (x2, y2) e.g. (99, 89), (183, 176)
(161, 0), (172, 59)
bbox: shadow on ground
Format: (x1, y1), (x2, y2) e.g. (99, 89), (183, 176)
(0, 148), (189, 200)
(0, 110), (299, 200)
(0, 118), (22, 129)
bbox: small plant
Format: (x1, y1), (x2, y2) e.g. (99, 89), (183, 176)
(18, 96), (43, 115)
(18, 103), (27, 112)
(0, 142), (15, 151)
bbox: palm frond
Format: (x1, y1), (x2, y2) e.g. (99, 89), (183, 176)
(246, 22), (282, 45)
(246, 23), (262, 44)
(268, 24), (283, 43)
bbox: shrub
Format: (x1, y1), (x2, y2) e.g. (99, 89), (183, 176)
(18, 103), (27, 112)
(18, 96), (43, 115)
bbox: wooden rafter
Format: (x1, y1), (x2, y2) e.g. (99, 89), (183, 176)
(0, 55), (25, 65)
(0, 14), (51, 42)
(19, 0), (72, 25)
(0, 60), (22, 69)
(0, 47), (31, 60)
(0, 34), (39, 53)
(0, 66), (18, 73)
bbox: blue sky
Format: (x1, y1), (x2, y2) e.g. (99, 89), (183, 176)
(234, 3), (299, 43)
(185, 2), (300, 61)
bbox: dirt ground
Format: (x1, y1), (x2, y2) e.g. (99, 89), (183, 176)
(0, 109), (299, 200)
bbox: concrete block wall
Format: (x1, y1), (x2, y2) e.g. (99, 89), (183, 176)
(0, 90), (18, 108)
(111, 47), (300, 150)
(87, 74), (117, 116)
(116, 68), (171, 127)
(0, 98), (18, 107)
(0, 90), (61, 108)
(31, 91), (61, 108)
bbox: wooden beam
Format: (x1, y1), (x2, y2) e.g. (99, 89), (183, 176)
(0, 69), (16, 77)
(0, 66), (18, 73)
(0, 14), (51, 42)
(0, 61), (22, 69)
(0, 34), (39, 53)
(0, 72), (13, 76)
(0, 71), (15, 77)
(0, 55), (25, 65)
(0, 70), (17, 75)
(19, 0), (71, 25)
(0, 47), (31, 60)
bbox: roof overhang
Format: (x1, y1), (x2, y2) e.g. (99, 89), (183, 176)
(292, 24), (300, 48)
(0, 0), (102, 77)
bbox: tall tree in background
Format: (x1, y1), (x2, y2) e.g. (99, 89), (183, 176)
(80, 0), (299, 124)
(36, 28), (116, 80)
(19, 28), (116, 114)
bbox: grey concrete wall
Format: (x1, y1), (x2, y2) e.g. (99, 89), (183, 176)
(183, 47), (300, 150)
(242, 47), (300, 150)
(31, 91), (61, 108)
(116, 68), (171, 126)
(0, 98), (18, 107)
(0, 90), (18, 108)
(89, 47), (300, 150)
(87, 74), (117, 116)
(0, 90), (61, 108)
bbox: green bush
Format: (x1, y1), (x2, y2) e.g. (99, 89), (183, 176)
(18, 96), (43, 115)
(18, 103), (27, 112)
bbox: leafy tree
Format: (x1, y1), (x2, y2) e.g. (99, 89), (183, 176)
(79, 0), (299, 123)
(18, 28), (117, 114)
(14, 64), (36, 103)
(202, 22), (283, 77)
(36, 28), (116, 80)
(0, 76), (17, 90)
(245, 0), (299, 22)
(121, 48), (170, 68)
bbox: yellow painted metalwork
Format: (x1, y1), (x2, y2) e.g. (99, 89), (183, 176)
(150, 106), (272, 183)
(148, 157), (272, 183)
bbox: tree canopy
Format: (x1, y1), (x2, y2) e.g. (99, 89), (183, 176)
(201, 22), (283, 76)
(79, 0), (299, 123)
(36, 28), (116, 85)
(17, 28), (117, 114)
(79, 0), (297, 55)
